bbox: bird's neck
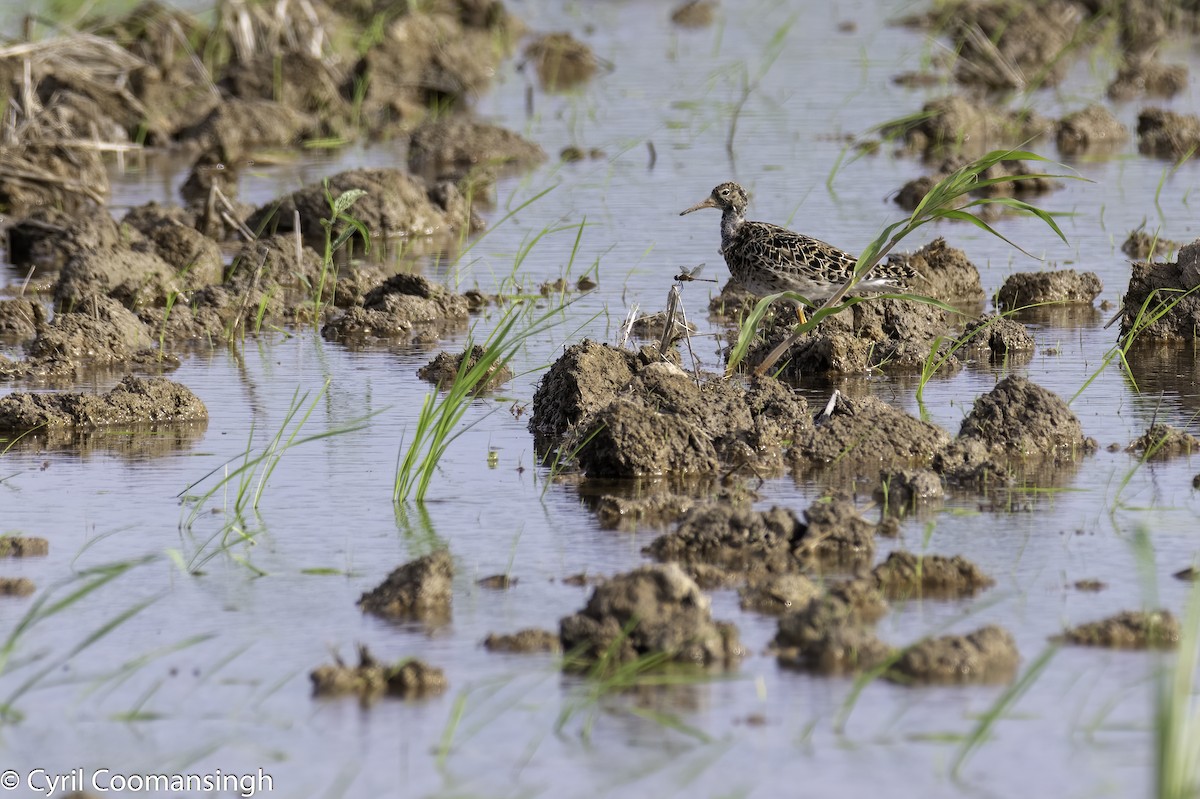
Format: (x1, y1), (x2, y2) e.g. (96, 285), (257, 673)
(720, 207), (744, 250)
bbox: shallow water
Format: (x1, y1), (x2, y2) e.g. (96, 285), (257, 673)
(4, 0), (1200, 796)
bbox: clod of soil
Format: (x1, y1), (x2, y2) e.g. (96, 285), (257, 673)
(946, 1), (1082, 89)
(7, 207), (125, 271)
(792, 394), (952, 470)
(1073, 579), (1106, 592)
(955, 375), (1088, 457)
(311, 645), (447, 700)
(322, 274), (471, 343)
(530, 340), (638, 441)
(646, 497), (878, 579)
(358, 550), (454, 623)
(569, 363), (810, 478)
(739, 573), (820, 615)
(523, 32), (599, 90)
(0, 300), (45, 340)
(895, 157), (1057, 213)
(888, 96), (1049, 159)
(55, 248), (184, 310)
(1137, 108), (1200, 160)
(871, 551), (995, 599)
(408, 117), (546, 184)
(773, 579), (891, 674)
(417, 345), (513, 390)
(1126, 424), (1200, 458)
(893, 237), (986, 305)
(218, 50), (351, 139)
(477, 574), (516, 590)
(1108, 58), (1188, 100)
(0, 376), (207, 430)
(877, 468), (945, 510)
(958, 315), (1035, 359)
(1055, 105), (1128, 155)
(886, 625), (1019, 685)
(559, 563), (743, 668)
(122, 202), (224, 279)
(670, 0), (716, 27)
(0, 537), (49, 557)
(246, 168), (478, 250)
(0, 578), (35, 597)
(1116, 239), (1200, 340)
(484, 629), (562, 653)
(1122, 230), (1181, 260)
(995, 270), (1102, 310)
(932, 437), (1012, 487)
(592, 482), (755, 531)
(176, 98), (313, 157)
(629, 310), (698, 342)
(1058, 610), (1180, 649)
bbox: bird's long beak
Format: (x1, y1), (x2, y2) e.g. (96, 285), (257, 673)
(679, 196), (718, 216)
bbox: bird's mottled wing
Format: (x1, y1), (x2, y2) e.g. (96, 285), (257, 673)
(735, 222), (859, 283)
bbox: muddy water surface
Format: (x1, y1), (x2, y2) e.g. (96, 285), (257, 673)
(4, 0), (1200, 797)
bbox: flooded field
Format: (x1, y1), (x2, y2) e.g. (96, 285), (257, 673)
(3, 0), (1200, 796)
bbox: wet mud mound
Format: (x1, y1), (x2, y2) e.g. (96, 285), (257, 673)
(887, 626), (1019, 685)
(8, 208), (127, 273)
(671, 0), (716, 27)
(590, 480), (755, 531)
(1117, 239), (1200, 340)
(1108, 58), (1188, 100)
(895, 157), (1058, 213)
(1058, 610), (1179, 649)
(894, 237), (986, 306)
(0, 376), (206, 430)
(645, 497), (878, 581)
(1055, 105), (1129, 154)
(311, 645), (447, 700)
(0, 537), (49, 557)
(1137, 109), (1200, 160)
(322, 274), (471, 343)
(945, 1), (1083, 90)
(1122, 230), (1181, 260)
(522, 32), (600, 90)
(176, 98), (314, 155)
(559, 564), (742, 669)
(877, 468), (945, 511)
(0, 578), (35, 597)
(530, 341), (810, 478)
(956, 375), (1087, 457)
(773, 579), (891, 674)
(996, 270), (1102, 310)
(1127, 424), (1200, 458)
(792, 394), (951, 471)
(246, 168), (478, 250)
(872, 551), (994, 599)
(739, 573), (820, 615)
(0, 301), (45, 340)
(484, 629), (562, 653)
(958, 315), (1035, 361)
(408, 117), (545, 185)
(418, 345), (513, 389)
(20, 295), (153, 374)
(888, 96), (1050, 159)
(358, 550), (454, 624)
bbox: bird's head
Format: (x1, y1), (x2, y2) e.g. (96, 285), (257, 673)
(680, 182), (748, 216)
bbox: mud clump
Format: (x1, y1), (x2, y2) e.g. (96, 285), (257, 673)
(1137, 109), (1200, 160)
(739, 573), (820, 615)
(949, 1), (1082, 89)
(593, 483), (754, 531)
(0, 537), (49, 557)
(872, 551), (995, 600)
(959, 315), (1035, 360)
(559, 563), (742, 668)
(996, 270), (1102, 310)
(484, 629), (562, 653)
(0, 300), (45, 340)
(1059, 610), (1179, 649)
(1126, 424), (1200, 458)
(246, 168), (477, 250)
(530, 340), (638, 441)
(311, 645), (447, 700)
(408, 117), (545, 184)
(1122, 230), (1181, 260)
(523, 32), (599, 90)
(671, 0), (716, 27)
(887, 626), (1019, 685)
(1108, 58), (1188, 101)
(956, 375), (1088, 458)
(895, 157), (1058, 213)
(0, 578), (35, 597)
(1117, 240), (1200, 340)
(774, 579), (891, 674)
(322, 274), (470, 343)
(559, 359), (810, 478)
(0, 376), (206, 430)
(176, 98), (313, 155)
(792, 394), (951, 471)
(418, 345), (512, 389)
(877, 468), (945, 509)
(892, 237), (985, 305)
(1056, 105), (1129, 155)
(646, 498), (878, 579)
(358, 550), (454, 624)
(889, 96), (1049, 159)
(55, 248), (182, 310)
